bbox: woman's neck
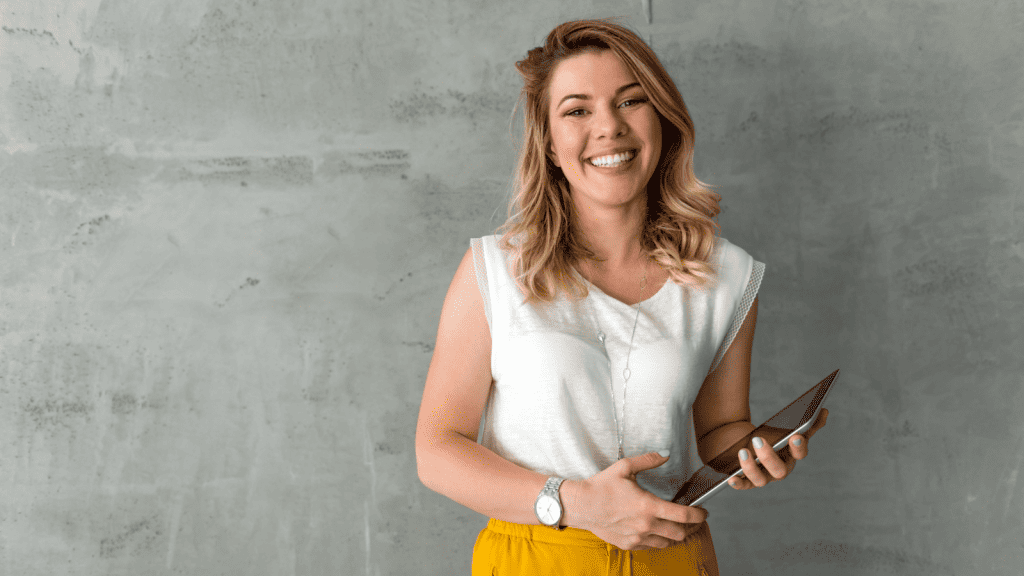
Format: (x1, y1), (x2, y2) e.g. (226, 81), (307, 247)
(572, 197), (648, 269)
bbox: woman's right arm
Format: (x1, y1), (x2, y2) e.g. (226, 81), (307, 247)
(415, 247), (551, 524)
(415, 247), (708, 548)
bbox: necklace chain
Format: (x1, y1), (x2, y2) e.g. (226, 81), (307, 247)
(622, 265), (647, 382)
(586, 256), (649, 461)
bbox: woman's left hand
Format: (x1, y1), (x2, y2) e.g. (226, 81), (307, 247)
(727, 408), (829, 490)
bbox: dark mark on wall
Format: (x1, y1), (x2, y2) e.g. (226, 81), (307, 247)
(174, 156), (314, 186)
(6, 147), (154, 191)
(375, 272), (414, 301)
(660, 38), (771, 70)
(185, 5), (270, 50)
(390, 92), (446, 122)
(390, 89), (511, 124)
(64, 214), (113, 252)
(111, 392), (147, 415)
(738, 111), (758, 132)
(375, 441), (401, 455)
(884, 419), (917, 443)
(799, 107), (931, 143)
(897, 258), (974, 297)
(81, 214), (111, 234)
(318, 149), (411, 179)
(215, 277), (261, 307)
(1, 26), (60, 47)
(445, 89), (509, 121)
(99, 516), (162, 558)
(301, 387), (330, 403)
(401, 341), (435, 353)
(23, 398), (93, 428)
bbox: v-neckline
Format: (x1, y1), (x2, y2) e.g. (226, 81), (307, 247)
(575, 268), (672, 308)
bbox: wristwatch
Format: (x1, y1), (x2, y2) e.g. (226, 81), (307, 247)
(534, 476), (566, 530)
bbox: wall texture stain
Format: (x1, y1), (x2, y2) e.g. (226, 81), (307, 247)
(1, 0), (1022, 575)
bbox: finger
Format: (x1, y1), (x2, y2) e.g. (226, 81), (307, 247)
(650, 513), (707, 545)
(652, 500), (708, 526)
(620, 451), (671, 476)
(738, 448), (769, 487)
(727, 475), (752, 490)
(751, 437), (788, 480)
(637, 535), (676, 551)
(789, 434), (809, 460)
(648, 518), (693, 544)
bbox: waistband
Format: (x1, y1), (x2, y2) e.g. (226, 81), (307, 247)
(484, 518), (614, 548)
(485, 518), (713, 549)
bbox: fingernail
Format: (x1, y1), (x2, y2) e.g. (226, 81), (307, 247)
(657, 450), (670, 458)
(794, 438), (802, 446)
(752, 437), (764, 449)
(739, 449), (749, 461)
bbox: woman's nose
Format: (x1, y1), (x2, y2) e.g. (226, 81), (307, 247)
(593, 106), (627, 138)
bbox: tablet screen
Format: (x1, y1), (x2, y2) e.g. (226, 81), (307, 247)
(671, 369), (839, 506)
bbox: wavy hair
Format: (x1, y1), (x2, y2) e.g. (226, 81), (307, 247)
(498, 19), (721, 302)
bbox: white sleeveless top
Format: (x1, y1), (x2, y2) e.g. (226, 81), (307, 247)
(470, 234), (764, 501)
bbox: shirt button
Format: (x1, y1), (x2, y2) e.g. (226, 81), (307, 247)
(597, 332), (605, 344)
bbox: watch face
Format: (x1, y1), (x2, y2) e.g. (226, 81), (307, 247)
(535, 495), (560, 525)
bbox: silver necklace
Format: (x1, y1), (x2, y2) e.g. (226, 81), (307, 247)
(587, 258), (649, 460)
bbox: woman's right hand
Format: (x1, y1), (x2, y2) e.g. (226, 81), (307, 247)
(562, 451), (708, 551)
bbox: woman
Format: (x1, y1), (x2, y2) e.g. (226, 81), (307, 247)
(415, 19), (827, 575)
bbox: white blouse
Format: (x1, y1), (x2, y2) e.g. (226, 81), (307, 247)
(470, 234), (764, 500)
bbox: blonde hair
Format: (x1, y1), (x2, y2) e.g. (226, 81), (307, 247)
(498, 19), (721, 303)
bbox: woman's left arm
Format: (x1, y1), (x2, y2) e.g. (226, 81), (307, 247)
(691, 297), (829, 490)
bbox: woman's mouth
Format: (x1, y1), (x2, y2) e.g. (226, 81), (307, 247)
(587, 150), (636, 168)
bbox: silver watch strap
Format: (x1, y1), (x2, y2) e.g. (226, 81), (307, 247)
(538, 476), (566, 530)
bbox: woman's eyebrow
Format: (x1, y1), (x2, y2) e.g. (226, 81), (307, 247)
(556, 82), (642, 107)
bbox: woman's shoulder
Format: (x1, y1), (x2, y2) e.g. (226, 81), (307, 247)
(713, 236), (759, 266)
(471, 232), (525, 261)
(470, 233), (518, 281)
(473, 231), (523, 246)
(710, 236), (762, 291)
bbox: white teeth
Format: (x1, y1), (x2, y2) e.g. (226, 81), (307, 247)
(589, 150), (636, 167)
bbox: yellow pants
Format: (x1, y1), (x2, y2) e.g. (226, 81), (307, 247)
(471, 518), (719, 576)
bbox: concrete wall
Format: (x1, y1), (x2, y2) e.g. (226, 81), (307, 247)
(1, 0), (1020, 574)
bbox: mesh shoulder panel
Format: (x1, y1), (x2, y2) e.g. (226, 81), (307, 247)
(708, 259), (765, 374)
(470, 237), (492, 330)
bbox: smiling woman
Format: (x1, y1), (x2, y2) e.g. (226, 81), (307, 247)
(415, 18), (827, 576)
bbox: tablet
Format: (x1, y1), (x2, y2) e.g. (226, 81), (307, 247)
(671, 369), (839, 507)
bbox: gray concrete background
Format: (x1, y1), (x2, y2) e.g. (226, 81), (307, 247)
(0, 0), (1021, 574)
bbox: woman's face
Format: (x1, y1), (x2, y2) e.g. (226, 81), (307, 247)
(546, 49), (662, 211)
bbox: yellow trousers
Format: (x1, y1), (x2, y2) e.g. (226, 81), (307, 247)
(471, 518), (719, 576)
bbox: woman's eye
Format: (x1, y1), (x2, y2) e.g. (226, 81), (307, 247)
(566, 109), (586, 117)
(620, 98), (647, 108)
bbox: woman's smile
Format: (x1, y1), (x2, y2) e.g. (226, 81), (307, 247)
(587, 149), (636, 168)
